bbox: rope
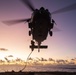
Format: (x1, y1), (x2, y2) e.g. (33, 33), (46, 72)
(20, 51), (33, 71)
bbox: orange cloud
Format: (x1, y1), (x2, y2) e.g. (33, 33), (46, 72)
(0, 48), (8, 51)
(8, 55), (13, 57)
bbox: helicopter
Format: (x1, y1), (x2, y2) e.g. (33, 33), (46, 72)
(3, 0), (76, 52)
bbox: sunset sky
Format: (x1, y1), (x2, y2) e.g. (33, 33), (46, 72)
(0, 0), (76, 61)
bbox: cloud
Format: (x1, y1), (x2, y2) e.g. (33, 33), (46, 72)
(71, 58), (76, 61)
(0, 48), (8, 51)
(56, 59), (66, 64)
(36, 57), (41, 61)
(8, 55), (13, 57)
(0, 60), (5, 63)
(28, 57), (33, 60)
(15, 58), (22, 62)
(48, 58), (55, 62)
(40, 57), (47, 61)
(68, 62), (75, 65)
(4, 57), (10, 62)
(1, 56), (76, 65)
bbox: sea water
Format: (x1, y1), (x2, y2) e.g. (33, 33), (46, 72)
(0, 65), (76, 72)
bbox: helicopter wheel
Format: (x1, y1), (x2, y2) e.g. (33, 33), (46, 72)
(29, 31), (31, 36)
(49, 31), (53, 36)
(29, 23), (32, 28)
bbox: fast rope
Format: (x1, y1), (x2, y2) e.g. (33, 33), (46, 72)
(20, 51), (33, 71)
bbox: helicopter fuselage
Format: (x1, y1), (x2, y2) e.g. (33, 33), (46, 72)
(29, 9), (53, 44)
(32, 18), (49, 43)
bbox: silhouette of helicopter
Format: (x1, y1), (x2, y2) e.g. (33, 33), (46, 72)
(3, 0), (76, 52)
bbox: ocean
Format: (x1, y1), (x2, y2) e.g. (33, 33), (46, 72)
(0, 65), (76, 72)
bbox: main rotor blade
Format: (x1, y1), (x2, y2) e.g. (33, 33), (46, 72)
(2, 18), (31, 25)
(21, 0), (35, 11)
(51, 3), (76, 15)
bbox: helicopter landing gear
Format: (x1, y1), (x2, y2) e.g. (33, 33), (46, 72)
(49, 31), (53, 36)
(30, 40), (48, 52)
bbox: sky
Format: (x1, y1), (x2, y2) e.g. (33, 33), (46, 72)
(0, 0), (76, 61)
